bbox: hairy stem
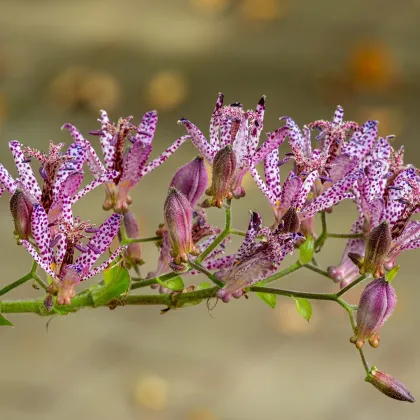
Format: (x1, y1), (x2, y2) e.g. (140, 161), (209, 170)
(327, 232), (365, 239)
(304, 264), (331, 279)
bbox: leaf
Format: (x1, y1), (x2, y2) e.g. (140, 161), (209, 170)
(385, 265), (400, 283)
(91, 264), (130, 306)
(196, 282), (211, 291)
(293, 297), (312, 322)
(299, 236), (314, 265)
(156, 275), (184, 292)
(256, 292), (277, 309)
(0, 313), (13, 327)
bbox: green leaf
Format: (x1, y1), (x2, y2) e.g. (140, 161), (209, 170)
(256, 292), (277, 308)
(299, 236), (314, 265)
(0, 313), (13, 327)
(196, 282), (211, 291)
(385, 265), (400, 283)
(91, 264), (130, 306)
(156, 275), (184, 292)
(293, 297), (312, 322)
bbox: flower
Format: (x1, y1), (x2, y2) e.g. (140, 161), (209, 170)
(9, 185), (36, 240)
(215, 212), (303, 302)
(164, 188), (199, 265)
(82, 110), (188, 212)
(366, 367), (415, 402)
(120, 210), (144, 273)
(178, 93), (289, 201)
(169, 156), (208, 208)
(351, 277), (397, 349)
(20, 204), (125, 304)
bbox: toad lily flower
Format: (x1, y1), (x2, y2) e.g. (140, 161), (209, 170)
(178, 93), (289, 203)
(20, 205), (125, 304)
(215, 212), (303, 303)
(84, 110), (189, 212)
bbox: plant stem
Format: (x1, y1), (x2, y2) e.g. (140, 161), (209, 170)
(130, 272), (178, 290)
(124, 236), (161, 244)
(188, 260), (224, 287)
(336, 274), (368, 297)
(327, 233), (364, 239)
(304, 264), (331, 279)
(195, 202), (231, 263)
(0, 272), (33, 297)
(229, 228), (246, 237)
(250, 286), (336, 301)
(261, 262), (302, 285)
(315, 212), (328, 251)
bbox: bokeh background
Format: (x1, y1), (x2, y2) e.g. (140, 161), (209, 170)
(1, 0), (420, 419)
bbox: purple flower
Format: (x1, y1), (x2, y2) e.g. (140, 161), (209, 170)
(164, 188), (199, 266)
(120, 210), (144, 273)
(170, 156), (208, 208)
(66, 110), (187, 213)
(351, 277), (397, 349)
(20, 204), (126, 304)
(178, 93), (289, 200)
(366, 367), (415, 402)
(9, 185), (36, 240)
(215, 212), (303, 302)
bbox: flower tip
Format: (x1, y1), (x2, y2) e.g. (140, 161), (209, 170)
(258, 95), (266, 106)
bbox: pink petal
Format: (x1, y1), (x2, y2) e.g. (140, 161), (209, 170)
(30, 204), (53, 266)
(253, 126), (289, 164)
(71, 170), (118, 204)
(263, 149), (281, 202)
(82, 246), (127, 281)
(20, 240), (56, 278)
(98, 110), (116, 171)
(0, 164), (17, 195)
(133, 110), (158, 146)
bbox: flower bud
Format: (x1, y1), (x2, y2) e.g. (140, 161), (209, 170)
(204, 145), (236, 208)
(350, 277), (396, 349)
(10, 188), (34, 240)
(122, 210), (144, 273)
(170, 156), (208, 208)
(164, 187), (199, 265)
(363, 221), (392, 278)
(280, 207), (300, 233)
(366, 367), (415, 402)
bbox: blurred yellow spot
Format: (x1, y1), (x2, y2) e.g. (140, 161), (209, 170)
(147, 70), (188, 111)
(187, 408), (218, 420)
(190, 0), (230, 14)
(240, 0), (286, 21)
(347, 41), (397, 92)
(358, 106), (404, 137)
(274, 300), (319, 335)
(50, 66), (120, 112)
(134, 375), (169, 411)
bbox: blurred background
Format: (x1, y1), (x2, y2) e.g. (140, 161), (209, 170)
(0, 0), (420, 418)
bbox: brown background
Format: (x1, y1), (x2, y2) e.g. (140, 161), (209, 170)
(0, 1), (419, 419)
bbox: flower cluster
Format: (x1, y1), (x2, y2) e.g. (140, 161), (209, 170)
(1, 93), (418, 403)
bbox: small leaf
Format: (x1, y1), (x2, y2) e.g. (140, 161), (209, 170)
(156, 276), (184, 292)
(91, 264), (130, 306)
(0, 313), (13, 327)
(299, 236), (314, 265)
(196, 282), (211, 291)
(293, 297), (312, 322)
(385, 265), (400, 283)
(256, 292), (277, 309)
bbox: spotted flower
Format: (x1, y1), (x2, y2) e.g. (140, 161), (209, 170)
(178, 93), (289, 202)
(215, 212), (303, 303)
(83, 110), (188, 212)
(20, 205), (125, 304)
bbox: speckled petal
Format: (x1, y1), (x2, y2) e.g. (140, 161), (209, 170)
(20, 240), (56, 278)
(98, 110), (116, 171)
(292, 170), (318, 210)
(82, 246), (127, 281)
(0, 163), (17, 195)
(264, 149), (281, 202)
(250, 166), (276, 206)
(9, 141), (41, 200)
(76, 213), (123, 269)
(253, 126), (289, 164)
(71, 170), (118, 204)
(30, 204), (53, 266)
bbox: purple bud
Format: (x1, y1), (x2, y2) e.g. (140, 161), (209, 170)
(164, 187), (199, 265)
(280, 207), (300, 233)
(204, 145), (236, 208)
(366, 367), (415, 402)
(43, 294), (54, 312)
(169, 156), (208, 208)
(363, 221), (392, 278)
(10, 189), (34, 240)
(122, 210), (144, 272)
(351, 277), (397, 349)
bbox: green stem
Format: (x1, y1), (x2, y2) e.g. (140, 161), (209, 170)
(195, 202), (231, 263)
(251, 286), (336, 301)
(314, 212), (328, 251)
(229, 228), (246, 237)
(336, 274), (368, 297)
(261, 262), (302, 285)
(188, 260), (224, 287)
(0, 272), (33, 297)
(327, 233), (364, 239)
(124, 236), (161, 244)
(304, 264), (331, 279)
(130, 272), (178, 290)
